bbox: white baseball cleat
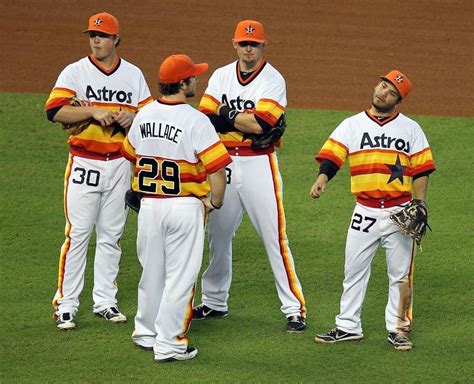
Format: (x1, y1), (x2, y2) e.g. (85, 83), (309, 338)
(155, 346), (198, 363)
(56, 312), (76, 330)
(96, 306), (127, 323)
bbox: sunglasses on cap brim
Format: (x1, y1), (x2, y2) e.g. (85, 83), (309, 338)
(88, 31), (115, 38)
(237, 41), (262, 47)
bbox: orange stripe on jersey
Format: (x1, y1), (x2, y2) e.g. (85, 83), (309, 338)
(316, 138), (348, 168)
(69, 136), (124, 156)
(268, 153), (306, 317)
(52, 155), (74, 310)
(89, 101), (138, 112)
(236, 60), (266, 86)
(255, 98), (285, 126)
(410, 147), (436, 175)
(120, 137), (137, 162)
(199, 94), (221, 114)
(88, 54), (120, 75)
(45, 87), (76, 110)
(138, 96), (154, 110)
(198, 141), (232, 173)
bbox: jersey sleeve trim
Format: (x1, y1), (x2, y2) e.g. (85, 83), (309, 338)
(199, 94), (221, 115)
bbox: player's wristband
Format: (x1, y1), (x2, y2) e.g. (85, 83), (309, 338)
(219, 105), (239, 127)
(210, 200), (222, 209)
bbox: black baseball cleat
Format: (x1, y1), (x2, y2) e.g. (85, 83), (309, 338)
(387, 332), (413, 351)
(315, 327), (364, 343)
(286, 315), (306, 333)
(155, 346), (198, 363)
(192, 304), (228, 320)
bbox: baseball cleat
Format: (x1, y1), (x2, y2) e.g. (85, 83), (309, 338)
(315, 327), (364, 343)
(387, 332), (413, 351)
(155, 346), (198, 363)
(96, 306), (127, 323)
(192, 304), (228, 320)
(286, 315), (306, 333)
(56, 312), (76, 330)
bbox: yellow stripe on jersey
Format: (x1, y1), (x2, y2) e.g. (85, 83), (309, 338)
(199, 94), (221, 114)
(316, 138), (348, 167)
(410, 147), (436, 174)
(255, 98), (285, 126)
(45, 87), (76, 110)
(198, 141), (232, 173)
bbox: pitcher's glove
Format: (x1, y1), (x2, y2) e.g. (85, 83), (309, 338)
(62, 97), (92, 136)
(390, 199), (431, 245)
(251, 114), (286, 150)
(125, 189), (143, 213)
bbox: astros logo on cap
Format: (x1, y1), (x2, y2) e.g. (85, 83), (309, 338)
(381, 70), (412, 99)
(94, 18), (103, 26)
(233, 20), (266, 43)
(395, 75), (404, 83)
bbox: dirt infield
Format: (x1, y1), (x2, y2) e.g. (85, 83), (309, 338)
(1, 0), (472, 116)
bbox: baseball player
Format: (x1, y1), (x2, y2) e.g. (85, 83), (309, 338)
(194, 20), (306, 332)
(311, 70), (436, 350)
(45, 12), (153, 330)
(122, 54), (231, 363)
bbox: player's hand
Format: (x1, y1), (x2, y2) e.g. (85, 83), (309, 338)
(310, 174), (328, 199)
(200, 196), (215, 212)
(91, 108), (118, 127)
(114, 110), (135, 129)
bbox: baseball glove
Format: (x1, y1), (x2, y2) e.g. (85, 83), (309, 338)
(62, 97), (92, 136)
(125, 189), (143, 213)
(251, 114), (287, 150)
(390, 199), (431, 245)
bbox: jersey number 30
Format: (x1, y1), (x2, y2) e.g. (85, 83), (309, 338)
(138, 157), (180, 195)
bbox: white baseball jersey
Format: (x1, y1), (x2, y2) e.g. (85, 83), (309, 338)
(316, 110), (435, 334)
(122, 98), (231, 358)
(200, 60), (286, 149)
(197, 59), (306, 319)
(46, 55), (153, 158)
(46, 54), (152, 318)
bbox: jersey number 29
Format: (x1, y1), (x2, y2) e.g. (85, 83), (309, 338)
(137, 157), (180, 195)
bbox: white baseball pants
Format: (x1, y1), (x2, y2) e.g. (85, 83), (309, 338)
(132, 197), (205, 359)
(201, 153), (305, 317)
(53, 154), (130, 315)
(336, 202), (416, 334)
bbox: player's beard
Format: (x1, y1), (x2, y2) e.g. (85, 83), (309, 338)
(372, 96), (398, 114)
(185, 89), (195, 98)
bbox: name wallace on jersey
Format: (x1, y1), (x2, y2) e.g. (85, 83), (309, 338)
(140, 122), (182, 144)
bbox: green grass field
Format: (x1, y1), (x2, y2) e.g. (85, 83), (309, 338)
(1, 93), (472, 383)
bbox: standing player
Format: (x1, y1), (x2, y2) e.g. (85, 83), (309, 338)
(45, 12), (153, 330)
(311, 70), (436, 350)
(122, 54), (231, 362)
(194, 20), (306, 332)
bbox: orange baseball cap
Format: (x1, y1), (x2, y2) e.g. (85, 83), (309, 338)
(83, 12), (120, 35)
(381, 70), (412, 99)
(233, 20), (266, 43)
(159, 54), (209, 84)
